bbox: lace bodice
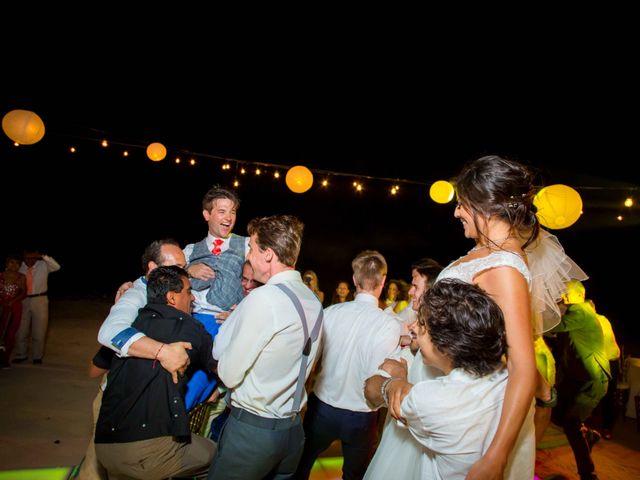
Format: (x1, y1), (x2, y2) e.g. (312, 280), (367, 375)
(437, 250), (531, 286)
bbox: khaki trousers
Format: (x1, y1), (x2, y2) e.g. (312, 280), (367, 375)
(96, 434), (216, 480)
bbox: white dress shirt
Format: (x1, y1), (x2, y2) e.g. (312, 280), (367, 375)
(19, 255), (60, 295)
(401, 368), (508, 480)
(97, 277), (147, 355)
(215, 270), (323, 418)
(314, 293), (402, 412)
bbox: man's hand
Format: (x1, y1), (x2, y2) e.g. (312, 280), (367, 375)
(157, 341), (192, 384)
(216, 304), (237, 324)
(207, 387), (221, 403)
(187, 264), (216, 281)
(386, 379), (412, 422)
(114, 281), (134, 302)
(380, 358), (408, 379)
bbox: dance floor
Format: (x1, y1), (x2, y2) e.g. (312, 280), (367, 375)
(309, 421), (640, 480)
(0, 299), (638, 480)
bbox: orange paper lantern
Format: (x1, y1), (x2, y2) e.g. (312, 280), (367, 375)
(146, 142), (167, 161)
(534, 184), (583, 229)
(286, 166), (314, 193)
(2, 109), (45, 145)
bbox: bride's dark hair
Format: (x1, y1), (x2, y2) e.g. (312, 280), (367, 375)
(454, 155), (540, 249)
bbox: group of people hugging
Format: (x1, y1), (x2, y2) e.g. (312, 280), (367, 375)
(78, 154), (610, 480)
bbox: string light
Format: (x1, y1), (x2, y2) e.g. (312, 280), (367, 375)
(9, 117), (637, 221)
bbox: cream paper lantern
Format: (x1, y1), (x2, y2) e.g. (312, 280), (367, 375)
(534, 184), (583, 229)
(146, 142), (167, 162)
(286, 166), (314, 193)
(429, 180), (455, 204)
(2, 109), (45, 145)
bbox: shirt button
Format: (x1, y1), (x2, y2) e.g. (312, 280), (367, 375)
(142, 424), (146, 428)
(174, 414), (178, 418)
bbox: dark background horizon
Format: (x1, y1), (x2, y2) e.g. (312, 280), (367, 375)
(2, 64), (640, 354)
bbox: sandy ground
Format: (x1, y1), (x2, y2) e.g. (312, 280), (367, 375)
(0, 298), (110, 471)
(0, 298), (638, 479)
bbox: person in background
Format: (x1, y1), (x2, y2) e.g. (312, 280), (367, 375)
(330, 280), (354, 305)
(588, 299), (620, 440)
(551, 280), (610, 480)
(295, 250), (402, 480)
(13, 248), (60, 364)
(533, 336), (557, 446)
(363, 257), (443, 480)
(303, 270), (325, 304)
(0, 254), (27, 369)
(214, 261), (264, 324)
(380, 279), (409, 314)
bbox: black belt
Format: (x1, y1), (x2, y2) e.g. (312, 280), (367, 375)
(27, 292), (47, 298)
(230, 406), (300, 430)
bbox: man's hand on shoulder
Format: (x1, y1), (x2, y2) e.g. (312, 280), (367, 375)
(114, 281), (134, 302)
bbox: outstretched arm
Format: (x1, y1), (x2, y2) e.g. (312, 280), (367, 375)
(467, 267), (537, 480)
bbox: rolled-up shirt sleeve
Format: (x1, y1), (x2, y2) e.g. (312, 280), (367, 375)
(97, 283), (146, 356)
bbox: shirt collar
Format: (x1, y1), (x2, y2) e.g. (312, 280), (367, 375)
(266, 269), (302, 285)
(206, 233), (227, 249)
(354, 292), (379, 305)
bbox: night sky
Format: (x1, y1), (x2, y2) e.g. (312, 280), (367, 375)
(2, 67), (639, 352)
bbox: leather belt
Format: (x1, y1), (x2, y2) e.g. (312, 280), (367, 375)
(230, 406), (299, 430)
(27, 292), (47, 298)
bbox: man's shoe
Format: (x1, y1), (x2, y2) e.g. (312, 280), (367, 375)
(32, 359), (43, 365)
(12, 357), (27, 364)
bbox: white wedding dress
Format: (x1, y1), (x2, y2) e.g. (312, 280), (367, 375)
(364, 250), (535, 480)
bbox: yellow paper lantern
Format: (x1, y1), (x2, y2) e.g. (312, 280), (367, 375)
(146, 142), (167, 162)
(2, 109), (45, 145)
(285, 166), (314, 193)
(534, 184), (583, 229)
(429, 180), (455, 204)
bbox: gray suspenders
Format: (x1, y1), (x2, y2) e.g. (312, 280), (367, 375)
(275, 283), (323, 412)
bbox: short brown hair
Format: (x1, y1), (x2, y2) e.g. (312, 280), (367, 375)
(247, 215), (304, 267)
(202, 187), (240, 212)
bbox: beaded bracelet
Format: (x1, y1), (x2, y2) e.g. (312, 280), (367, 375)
(152, 343), (165, 369)
(381, 376), (401, 406)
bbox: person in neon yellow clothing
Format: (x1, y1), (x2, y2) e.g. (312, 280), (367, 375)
(551, 280), (610, 480)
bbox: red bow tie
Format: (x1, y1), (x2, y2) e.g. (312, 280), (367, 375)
(212, 239), (224, 255)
